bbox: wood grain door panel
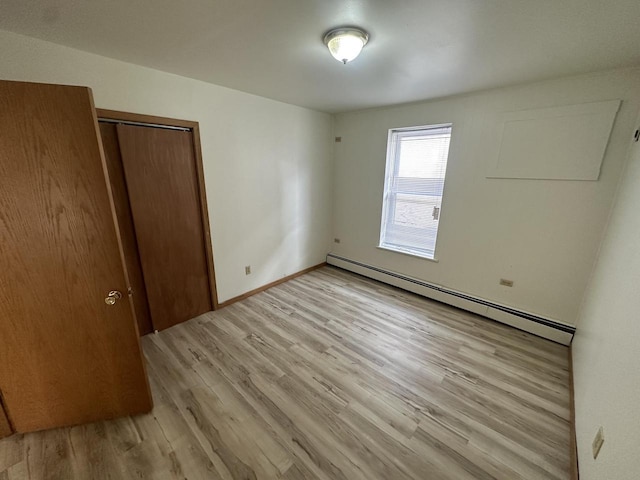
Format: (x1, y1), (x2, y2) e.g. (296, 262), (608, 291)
(99, 122), (154, 335)
(116, 125), (212, 331)
(0, 80), (152, 433)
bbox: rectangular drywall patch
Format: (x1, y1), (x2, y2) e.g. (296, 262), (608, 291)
(487, 100), (620, 180)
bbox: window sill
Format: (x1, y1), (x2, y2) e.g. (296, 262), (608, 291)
(376, 245), (439, 263)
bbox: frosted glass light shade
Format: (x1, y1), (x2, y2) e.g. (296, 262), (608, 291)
(323, 28), (369, 64)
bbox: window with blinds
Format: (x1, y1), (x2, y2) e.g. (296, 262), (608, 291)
(379, 124), (452, 259)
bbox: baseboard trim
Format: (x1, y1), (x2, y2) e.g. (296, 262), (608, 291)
(569, 345), (579, 480)
(327, 253), (575, 345)
(217, 262), (327, 309)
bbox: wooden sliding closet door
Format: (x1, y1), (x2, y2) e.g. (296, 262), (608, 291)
(0, 81), (152, 433)
(99, 123), (154, 335)
(116, 125), (212, 331)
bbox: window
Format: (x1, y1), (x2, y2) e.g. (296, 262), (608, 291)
(379, 124), (452, 259)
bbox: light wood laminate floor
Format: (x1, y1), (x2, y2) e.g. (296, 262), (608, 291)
(0, 266), (571, 479)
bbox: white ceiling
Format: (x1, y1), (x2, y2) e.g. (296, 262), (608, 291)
(1, 0), (639, 113)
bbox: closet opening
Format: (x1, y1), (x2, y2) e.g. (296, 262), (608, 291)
(97, 109), (218, 335)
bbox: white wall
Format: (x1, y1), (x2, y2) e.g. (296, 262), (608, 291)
(0, 29), (334, 303)
(572, 115), (640, 479)
(332, 68), (640, 327)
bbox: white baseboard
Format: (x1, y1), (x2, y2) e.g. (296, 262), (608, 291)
(327, 253), (574, 345)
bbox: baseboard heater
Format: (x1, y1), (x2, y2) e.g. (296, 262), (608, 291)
(326, 253), (575, 345)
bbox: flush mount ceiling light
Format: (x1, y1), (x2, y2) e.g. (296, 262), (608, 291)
(323, 27), (369, 64)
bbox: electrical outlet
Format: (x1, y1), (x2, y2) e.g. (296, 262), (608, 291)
(334, 238), (341, 244)
(335, 136), (342, 143)
(245, 265), (251, 275)
(592, 427), (605, 459)
(499, 278), (514, 287)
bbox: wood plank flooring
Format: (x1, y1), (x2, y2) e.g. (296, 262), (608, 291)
(0, 266), (571, 479)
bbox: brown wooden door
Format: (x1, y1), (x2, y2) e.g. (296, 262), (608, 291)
(99, 122), (154, 335)
(0, 80), (152, 433)
(116, 125), (212, 331)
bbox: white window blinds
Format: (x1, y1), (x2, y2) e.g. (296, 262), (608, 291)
(379, 124), (452, 259)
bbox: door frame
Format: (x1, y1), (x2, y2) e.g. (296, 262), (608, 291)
(97, 109), (219, 311)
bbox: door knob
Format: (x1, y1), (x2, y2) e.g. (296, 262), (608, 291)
(105, 290), (123, 306)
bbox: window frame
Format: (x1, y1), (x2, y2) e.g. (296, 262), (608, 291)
(378, 123), (453, 261)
